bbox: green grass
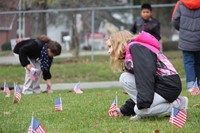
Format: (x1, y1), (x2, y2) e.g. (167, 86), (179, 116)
(0, 51), (184, 86)
(0, 87), (200, 133)
(0, 50), (200, 132)
(0, 61), (120, 86)
(0, 51), (13, 56)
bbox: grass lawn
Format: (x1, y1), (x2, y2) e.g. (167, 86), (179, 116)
(1, 50), (199, 132)
(0, 87), (200, 133)
(0, 51), (184, 86)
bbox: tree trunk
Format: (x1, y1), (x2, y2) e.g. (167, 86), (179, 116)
(71, 13), (80, 58)
(30, 1), (47, 38)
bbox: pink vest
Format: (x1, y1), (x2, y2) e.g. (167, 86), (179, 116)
(125, 32), (177, 76)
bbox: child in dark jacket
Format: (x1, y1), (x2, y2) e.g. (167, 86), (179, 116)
(172, 0), (200, 95)
(14, 35), (61, 94)
(130, 3), (161, 41)
(105, 30), (188, 120)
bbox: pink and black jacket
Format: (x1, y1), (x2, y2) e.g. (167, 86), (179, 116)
(124, 31), (182, 109)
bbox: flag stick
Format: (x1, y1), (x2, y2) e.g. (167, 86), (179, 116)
(116, 91), (118, 106)
(3, 80), (6, 91)
(31, 112), (34, 130)
(59, 94), (62, 110)
(171, 104), (174, 133)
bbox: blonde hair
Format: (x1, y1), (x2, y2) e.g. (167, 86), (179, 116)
(108, 30), (134, 72)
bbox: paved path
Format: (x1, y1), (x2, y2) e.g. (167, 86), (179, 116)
(40, 81), (121, 91)
(0, 51), (122, 91)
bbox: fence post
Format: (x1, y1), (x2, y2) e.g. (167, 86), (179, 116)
(91, 9), (95, 62)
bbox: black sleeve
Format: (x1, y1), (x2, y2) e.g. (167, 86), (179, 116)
(41, 58), (53, 80)
(130, 21), (137, 34)
(18, 42), (38, 67)
(42, 59), (52, 80)
(153, 21), (161, 41)
(130, 44), (157, 109)
(120, 98), (136, 116)
(43, 71), (52, 80)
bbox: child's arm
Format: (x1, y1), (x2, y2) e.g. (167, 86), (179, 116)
(152, 21), (161, 41)
(130, 21), (137, 34)
(172, 1), (181, 30)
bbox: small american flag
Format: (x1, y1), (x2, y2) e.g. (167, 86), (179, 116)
(13, 83), (21, 103)
(169, 107), (187, 128)
(73, 82), (83, 94)
(28, 116), (46, 133)
(108, 96), (118, 116)
(4, 82), (10, 97)
(55, 98), (62, 111)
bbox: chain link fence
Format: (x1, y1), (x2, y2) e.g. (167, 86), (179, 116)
(0, 4), (178, 60)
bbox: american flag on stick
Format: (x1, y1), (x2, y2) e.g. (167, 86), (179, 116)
(55, 97), (62, 111)
(73, 82), (83, 94)
(28, 116), (46, 133)
(108, 94), (118, 117)
(4, 81), (10, 97)
(13, 82), (21, 104)
(169, 107), (187, 128)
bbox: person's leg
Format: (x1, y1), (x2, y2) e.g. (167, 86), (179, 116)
(134, 93), (171, 117)
(182, 51), (196, 90)
(119, 72), (137, 103)
(131, 95), (188, 120)
(194, 51), (200, 95)
(22, 59), (41, 94)
(194, 52), (200, 85)
(31, 60), (42, 94)
(22, 67), (33, 94)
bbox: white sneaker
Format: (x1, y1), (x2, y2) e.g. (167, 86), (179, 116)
(129, 115), (142, 121)
(189, 87), (200, 96)
(178, 96), (188, 112)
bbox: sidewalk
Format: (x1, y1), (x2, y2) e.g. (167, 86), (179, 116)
(0, 51), (121, 91)
(40, 81), (121, 91)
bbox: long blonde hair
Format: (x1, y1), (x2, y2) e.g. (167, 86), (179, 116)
(108, 30), (134, 72)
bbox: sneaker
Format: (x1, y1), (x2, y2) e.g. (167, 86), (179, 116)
(189, 87), (200, 96)
(178, 96), (188, 112)
(129, 115), (142, 121)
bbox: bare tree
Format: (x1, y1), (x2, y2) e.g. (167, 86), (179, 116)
(24, 0), (58, 38)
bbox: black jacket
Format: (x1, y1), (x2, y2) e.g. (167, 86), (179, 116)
(13, 39), (52, 80)
(130, 16), (161, 41)
(128, 44), (181, 109)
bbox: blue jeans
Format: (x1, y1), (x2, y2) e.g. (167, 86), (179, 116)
(182, 51), (200, 90)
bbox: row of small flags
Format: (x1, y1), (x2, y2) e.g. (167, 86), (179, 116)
(3, 82), (187, 130)
(3, 81), (63, 111)
(4, 81), (21, 103)
(108, 93), (187, 129)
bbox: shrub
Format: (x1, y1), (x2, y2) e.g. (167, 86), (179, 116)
(1, 41), (11, 51)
